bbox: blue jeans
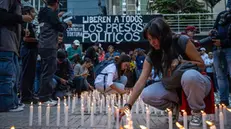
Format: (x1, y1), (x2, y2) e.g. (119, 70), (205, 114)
(213, 48), (231, 104)
(0, 52), (19, 111)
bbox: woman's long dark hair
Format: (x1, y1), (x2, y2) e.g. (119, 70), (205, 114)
(115, 54), (131, 79)
(143, 18), (178, 76)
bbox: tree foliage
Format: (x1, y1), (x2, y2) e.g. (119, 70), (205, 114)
(149, 0), (209, 14)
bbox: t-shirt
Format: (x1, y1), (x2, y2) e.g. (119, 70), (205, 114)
(94, 63), (118, 88)
(67, 46), (82, 62)
(205, 58), (214, 73)
(201, 53), (208, 63)
(0, 0), (22, 55)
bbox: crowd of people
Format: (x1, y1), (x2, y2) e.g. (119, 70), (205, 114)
(0, 0), (231, 128)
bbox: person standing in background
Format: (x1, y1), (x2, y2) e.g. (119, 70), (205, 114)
(0, 0), (33, 112)
(20, 6), (38, 103)
(37, 0), (72, 106)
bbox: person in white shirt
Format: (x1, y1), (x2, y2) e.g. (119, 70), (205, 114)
(205, 52), (218, 92)
(200, 47), (208, 62)
(94, 54), (131, 94)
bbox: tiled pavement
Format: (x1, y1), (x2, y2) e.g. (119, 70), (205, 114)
(0, 100), (231, 129)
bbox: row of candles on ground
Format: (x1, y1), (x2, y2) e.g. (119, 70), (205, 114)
(29, 95), (77, 126)
(168, 104), (231, 129)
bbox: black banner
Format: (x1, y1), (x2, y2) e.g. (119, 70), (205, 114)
(64, 15), (162, 43)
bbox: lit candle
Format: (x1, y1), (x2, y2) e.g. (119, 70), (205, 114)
(219, 111), (224, 129)
(46, 104), (50, 126)
(222, 104), (227, 125)
(64, 104), (68, 126)
(206, 121), (217, 129)
(38, 102), (42, 126)
(142, 101), (145, 114)
(123, 99), (126, 108)
(57, 103), (60, 126)
(176, 122), (185, 129)
(57, 97), (60, 105)
(136, 101), (139, 114)
(107, 106), (112, 129)
(29, 102), (33, 126)
(87, 96), (91, 113)
(115, 106), (120, 129)
(181, 110), (187, 129)
(93, 98), (96, 114)
(72, 96), (75, 113)
(140, 125), (148, 129)
(112, 97), (115, 113)
(90, 103), (94, 127)
(167, 108), (173, 129)
(219, 104), (223, 113)
(106, 99), (109, 114)
(215, 104), (218, 122)
(10, 126), (15, 129)
(118, 95), (121, 108)
(201, 111), (207, 129)
(64, 96), (66, 105)
(100, 99), (103, 114)
(146, 106), (150, 129)
(68, 95), (71, 109)
(81, 104), (84, 126)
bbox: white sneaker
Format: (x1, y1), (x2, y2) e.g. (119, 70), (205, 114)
(43, 99), (57, 106)
(9, 106), (24, 112)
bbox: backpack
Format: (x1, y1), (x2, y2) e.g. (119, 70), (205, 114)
(94, 59), (115, 77)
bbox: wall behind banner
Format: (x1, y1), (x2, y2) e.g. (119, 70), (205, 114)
(63, 15), (162, 44)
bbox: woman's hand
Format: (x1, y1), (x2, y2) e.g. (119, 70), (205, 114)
(114, 106), (130, 121)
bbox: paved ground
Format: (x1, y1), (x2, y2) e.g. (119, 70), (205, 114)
(0, 97), (231, 129)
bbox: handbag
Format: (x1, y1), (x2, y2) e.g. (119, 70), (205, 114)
(161, 62), (200, 90)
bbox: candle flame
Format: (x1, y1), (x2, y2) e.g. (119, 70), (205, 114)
(181, 110), (185, 113)
(124, 125), (129, 129)
(201, 110), (205, 114)
(222, 104), (226, 108)
(166, 108), (171, 112)
(206, 121), (214, 126)
(227, 108), (231, 112)
(31, 102), (33, 105)
(39, 102), (42, 105)
(10, 126), (15, 129)
(176, 122), (184, 129)
(139, 125), (147, 129)
(47, 104), (50, 107)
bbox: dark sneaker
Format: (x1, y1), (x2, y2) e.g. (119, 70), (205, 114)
(18, 103), (25, 108)
(190, 111), (202, 126)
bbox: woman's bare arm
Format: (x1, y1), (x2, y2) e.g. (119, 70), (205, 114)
(127, 60), (152, 106)
(183, 40), (205, 70)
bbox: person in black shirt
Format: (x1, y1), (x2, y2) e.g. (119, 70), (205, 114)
(19, 6), (38, 103)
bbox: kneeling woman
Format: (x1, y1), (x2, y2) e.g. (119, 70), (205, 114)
(94, 54), (131, 94)
(120, 18), (211, 127)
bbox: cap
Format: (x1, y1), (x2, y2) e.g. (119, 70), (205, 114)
(73, 40), (80, 46)
(185, 26), (196, 31)
(200, 47), (206, 51)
